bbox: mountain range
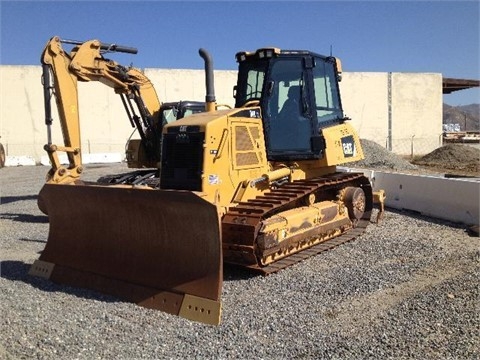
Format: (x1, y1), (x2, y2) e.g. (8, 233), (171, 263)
(443, 104), (479, 131)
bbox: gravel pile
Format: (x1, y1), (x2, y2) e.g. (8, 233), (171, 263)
(351, 139), (418, 171)
(1, 164), (479, 359)
(412, 144), (480, 174)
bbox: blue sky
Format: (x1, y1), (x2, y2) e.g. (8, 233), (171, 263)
(1, 0), (479, 106)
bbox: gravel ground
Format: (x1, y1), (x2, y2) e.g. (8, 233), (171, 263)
(1, 164), (479, 360)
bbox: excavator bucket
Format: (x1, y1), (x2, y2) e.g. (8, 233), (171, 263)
(30, 183), (223, 325)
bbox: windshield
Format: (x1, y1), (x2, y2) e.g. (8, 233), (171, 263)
(162, 108), (178, 125)
(234, 60), (268, 107)
(161, 105), (204, 125)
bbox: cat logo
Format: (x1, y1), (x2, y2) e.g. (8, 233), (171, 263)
(179, 125), (188, 132)
(341, 136), (356, 157)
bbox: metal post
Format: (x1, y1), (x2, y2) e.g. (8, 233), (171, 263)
(411, 135), (415, 160)
(387, 72), (392, 152)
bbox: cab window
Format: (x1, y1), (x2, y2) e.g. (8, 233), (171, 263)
(235, 61), (267, 107)
(162, 108), (178, 124)
(312, 58), (343, 126)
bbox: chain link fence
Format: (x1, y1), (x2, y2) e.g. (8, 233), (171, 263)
(365, 135), (444, 159)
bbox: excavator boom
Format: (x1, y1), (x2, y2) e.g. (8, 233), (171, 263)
(41, 36), (162, 184)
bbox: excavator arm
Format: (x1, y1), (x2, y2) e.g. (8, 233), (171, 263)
(41, 36), (162, 183)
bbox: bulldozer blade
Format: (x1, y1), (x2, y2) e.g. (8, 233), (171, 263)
(30, 183), (223, 325)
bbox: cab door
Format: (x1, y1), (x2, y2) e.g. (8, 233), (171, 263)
(264, 56), (315, 160)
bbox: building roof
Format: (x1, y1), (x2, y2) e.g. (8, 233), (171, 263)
(443, 77), (480, 94)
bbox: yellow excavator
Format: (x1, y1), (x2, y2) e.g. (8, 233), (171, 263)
(31, 38), (383, 325)
(36, 36), (206, 187)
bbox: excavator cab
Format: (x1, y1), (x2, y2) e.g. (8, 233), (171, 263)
(160, 101), (205, 125)
(123, 100), (206, 176)
(234, 49), (345, 161)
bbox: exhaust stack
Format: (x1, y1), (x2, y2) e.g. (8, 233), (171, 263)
(199, 48), (216, 112)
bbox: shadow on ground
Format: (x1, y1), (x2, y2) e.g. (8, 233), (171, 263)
(1, 212), (48, 224)
(0, 259), (257, 309)
(1, 195), (38, 205)
(0, 260), (119, 304)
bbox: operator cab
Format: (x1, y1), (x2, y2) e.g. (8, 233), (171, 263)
(234, 48), (345, 161)
(160, 101), (205, 125)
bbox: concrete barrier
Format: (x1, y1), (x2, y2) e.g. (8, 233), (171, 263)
(5, 156), (36, 166)
(39, 153), (124, 166)
(343, 168), (480, 226)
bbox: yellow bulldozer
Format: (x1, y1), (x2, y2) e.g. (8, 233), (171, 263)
(31, 37), (383, 325)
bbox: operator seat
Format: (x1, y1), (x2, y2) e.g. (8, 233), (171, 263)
(270, 85), (310, 150)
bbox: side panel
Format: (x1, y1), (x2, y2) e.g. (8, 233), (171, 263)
(318, 122), (365, 166)
(170, 110), (270, 207)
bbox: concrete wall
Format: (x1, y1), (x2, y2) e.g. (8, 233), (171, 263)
(0, 65), (442, 164)
(390, 73), (443, 155)
(340, 73), (389, 147)
(340, 72), (443, 156)
(1, 66), (46, 162)
(145, 69), (237, 107)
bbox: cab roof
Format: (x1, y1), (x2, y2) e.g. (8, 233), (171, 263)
(235, 48), (328, 63)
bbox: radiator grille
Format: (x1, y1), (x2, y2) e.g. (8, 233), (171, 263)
(250, 127), (260, 140)
(235, 126), (254, 151)
(160, 132), (204, 191)
(234, 125), (261, 168)
(236, 152), (259, 166)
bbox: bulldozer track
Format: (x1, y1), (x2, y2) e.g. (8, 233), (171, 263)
(252, 219), (370, 274)
(222, 172), (373, 275)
